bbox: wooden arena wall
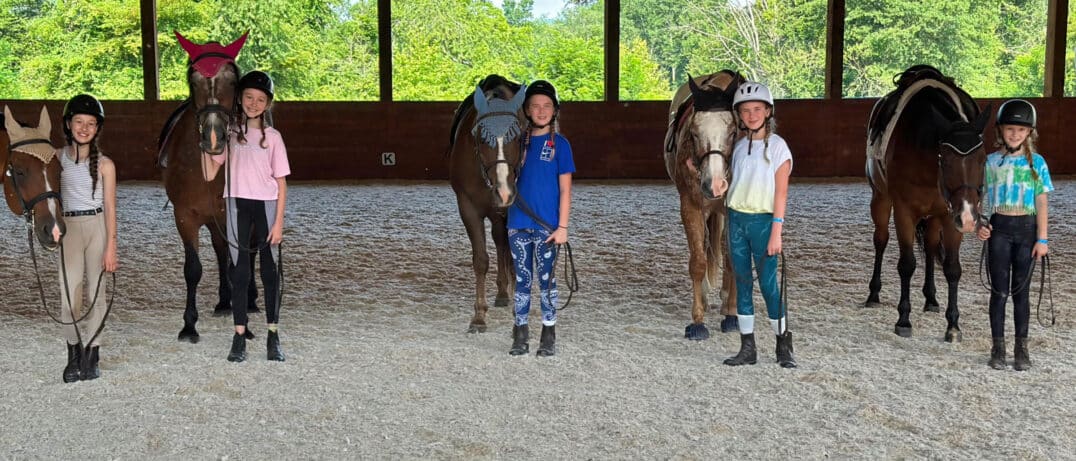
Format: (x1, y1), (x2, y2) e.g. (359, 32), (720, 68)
(1, 98), (1071, 180)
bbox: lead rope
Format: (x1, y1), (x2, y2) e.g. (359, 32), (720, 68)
(511, 194), (578, 312)
(978, 240), (1055, 327)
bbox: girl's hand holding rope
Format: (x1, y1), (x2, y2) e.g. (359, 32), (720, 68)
(269, 223), (284, 245)
(103, 243), (119, 272)
(977, 224), (992, 241)
(546, 226), (568, 244)
(1032, 241), (1048, 260)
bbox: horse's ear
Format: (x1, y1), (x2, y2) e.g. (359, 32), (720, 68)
(223, 31), (249, 59)
(37, 105), (50, 135)
(472, 85), (488, 114)
(2, 106), (15, 133)
(973, 104), (992, 132)
(687, 74), (700, 97)
(174, 31), (198, 60)
(510, 83), (528, 110)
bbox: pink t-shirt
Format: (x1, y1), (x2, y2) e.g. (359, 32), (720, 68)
(212, 126), (291, 200)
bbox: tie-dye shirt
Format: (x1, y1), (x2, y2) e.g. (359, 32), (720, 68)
(982, 151), (1053, 218)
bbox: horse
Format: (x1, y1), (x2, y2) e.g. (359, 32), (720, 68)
(663, 71), (745, 340)
(448, 74), (528, 333)
(2, 105), (65, 249)
(865, 64), (991, 342)
(159, 31), (252, 343)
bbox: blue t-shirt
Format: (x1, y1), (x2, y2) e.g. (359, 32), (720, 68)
(508, 133), (576, 230)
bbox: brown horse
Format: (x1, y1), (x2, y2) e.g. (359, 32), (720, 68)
(448, 74), (528, 333)
(160, 32), (249, 343)
(865, 65), (991, 342)
(2, 105), (65, 249)
(664, 71), (744, 340)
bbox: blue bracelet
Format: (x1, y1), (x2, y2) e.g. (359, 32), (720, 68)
(772, 217), (784, 223)
(1037, 239), (1048, 245)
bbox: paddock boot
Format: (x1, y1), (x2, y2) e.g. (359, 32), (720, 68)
(988, 337), (1007, 370)
(227, 332), (247, 363)
(509, 324), (529, 356)
(62, 343), (82, 383)
(723, 333), (757, 366)
(81, 346), (100, 380)
(1013, 337), (1031, 371)
(775, 331), (797, 369)
(536, 325), (556, 357)
(267, 331), (285, 362)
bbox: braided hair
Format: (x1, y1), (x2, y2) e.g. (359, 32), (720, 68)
(236, 108), (273, 149)
(64, 128), (102, 199)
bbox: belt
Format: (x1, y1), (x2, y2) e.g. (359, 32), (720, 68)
(63, 207), (103, 217)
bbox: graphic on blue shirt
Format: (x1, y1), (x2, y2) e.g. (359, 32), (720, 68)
(508, 133), (576, 230)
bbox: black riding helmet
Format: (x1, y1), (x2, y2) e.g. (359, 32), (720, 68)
(525, 80), (559, 108)
(62, 94), (104, 141)
(239, 70), (275, 100)
(996, 99), (1036, 128)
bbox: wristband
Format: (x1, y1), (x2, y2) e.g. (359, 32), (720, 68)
(772, 217), (784, 224)
(1037, 239), (1048, 245)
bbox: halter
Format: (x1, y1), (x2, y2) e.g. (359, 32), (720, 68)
(188, 52), (237, 143)
(936, 137), (986, 227)
(472, 110), (524, 191)
(5, 139), (63, 224)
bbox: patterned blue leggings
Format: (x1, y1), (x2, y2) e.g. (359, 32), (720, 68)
(727, 209), (783, 319)
(509, 228), (558, 326)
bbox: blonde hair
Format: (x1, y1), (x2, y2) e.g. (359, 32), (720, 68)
(994, 126), (1039, 181)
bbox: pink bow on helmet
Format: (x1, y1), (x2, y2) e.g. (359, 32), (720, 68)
(174, 31), (248, 78)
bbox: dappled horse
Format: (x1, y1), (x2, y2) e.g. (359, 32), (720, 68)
(160, 31), (253, 343)
(865, 65), (990, 342)
(2, 106), (65, 249)
(448, 74), (528, 333)
(664, 71), (744, 340)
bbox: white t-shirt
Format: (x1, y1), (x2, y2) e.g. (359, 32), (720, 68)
(726, 133), (793, 214)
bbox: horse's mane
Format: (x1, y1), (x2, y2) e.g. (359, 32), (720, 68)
(448, 74), (522, 151)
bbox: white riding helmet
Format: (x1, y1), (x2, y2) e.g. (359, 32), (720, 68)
(733, 82), (774, 113)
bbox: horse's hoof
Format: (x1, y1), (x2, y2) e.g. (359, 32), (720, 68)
(212, 304), (231, 317)
(178, 325), (200, 343)
(894, 325), (912, 338)
(719, 315), (739, 333)
(923, 303), (941, 313)
(493, 297), (510, 307)
(944, 329), (962, 343)
(685, 323), (710, 341)
(862, 301), (882, 309)
(468, 324), (487, 334)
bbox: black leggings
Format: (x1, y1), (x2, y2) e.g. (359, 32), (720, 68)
(229, 198), (280, 327)
(987, 214), (1036, 338)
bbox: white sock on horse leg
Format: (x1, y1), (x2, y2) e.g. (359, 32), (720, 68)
(737, 315), (754, 335)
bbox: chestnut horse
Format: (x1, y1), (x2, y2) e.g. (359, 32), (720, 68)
(160, 32), (251, 343)
(663, 71), (744, 340)
(865, 65), (990, 342)
(2, 106), (65, 249)
(448, 74), (528, 333)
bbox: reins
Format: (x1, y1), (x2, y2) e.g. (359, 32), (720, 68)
(978, 240), (1055, 327)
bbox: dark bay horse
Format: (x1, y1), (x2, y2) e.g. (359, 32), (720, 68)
(160, 32), (249, 343)
(865, 65), (991, 342)
(663, 71), (744, 340)
(3, 106), (65, 249)
(448, 74), (527, 333)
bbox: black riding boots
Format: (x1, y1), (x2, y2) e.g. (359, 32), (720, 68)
(724, 333), (757, 366)
(536, 325), (556, 357)
(989, 337), (1007, 370)
(509, 324), (529, 356)
(775, 331), (797, 368)
(267, 330), (285, 362)
(63, 343), (82, 383)
(228, 332), (247, 362)
(1014, 337), (1032, 371)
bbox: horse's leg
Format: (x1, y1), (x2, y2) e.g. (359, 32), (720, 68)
(490, 211), (512, 307)
(712, 208), (738, 332)
(941, 226), (963, 342)
(865, 190), (891, 307)
(208, 223), (233, 316)
(681, 200), (710, 340)
(892, 209), (917, 337)
(920, 219), (942, 312)
(458, 199), (491, 333)
(177, 218), (203, 343)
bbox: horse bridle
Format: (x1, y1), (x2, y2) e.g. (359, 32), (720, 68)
(187, 52), (238, 139)
(5, 139), (62, 224)
(937, 140), (986, 227)
(472, 110), (524, 191)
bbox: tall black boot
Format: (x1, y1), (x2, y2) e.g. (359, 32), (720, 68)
(63, 343), (82, 383)
(227, 332), (247, 362)
(536, 325), (556, 357)
(724, 333), (757, 366)
(81, 346), (101, 380)
(1014, 337), (1031, 371)
(988, 337), (1006, 370)
(509, 324), (529, 356)
(267, 330), (285, 362)
(775, 331), (797, 369)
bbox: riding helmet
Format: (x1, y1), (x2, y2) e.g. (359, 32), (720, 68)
(733, 82), (774, 113)
(239, 70), (275, 100)
(63, 94), (105, 139)
(525, 80), (559, 108)
(996, 99), (1036, 128)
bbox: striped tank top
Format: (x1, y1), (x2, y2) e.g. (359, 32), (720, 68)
(59, 146), (104, 211)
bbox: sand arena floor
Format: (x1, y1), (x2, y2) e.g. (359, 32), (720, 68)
(1, 179), (1074, 459)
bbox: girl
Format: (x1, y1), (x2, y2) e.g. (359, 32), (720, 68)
(723, 82), (796, 368)
(977, 99), (1052, 371)
(507, 80), (575, 357)
(203, 70), (290, 363)
(59, 94), (119, 382)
